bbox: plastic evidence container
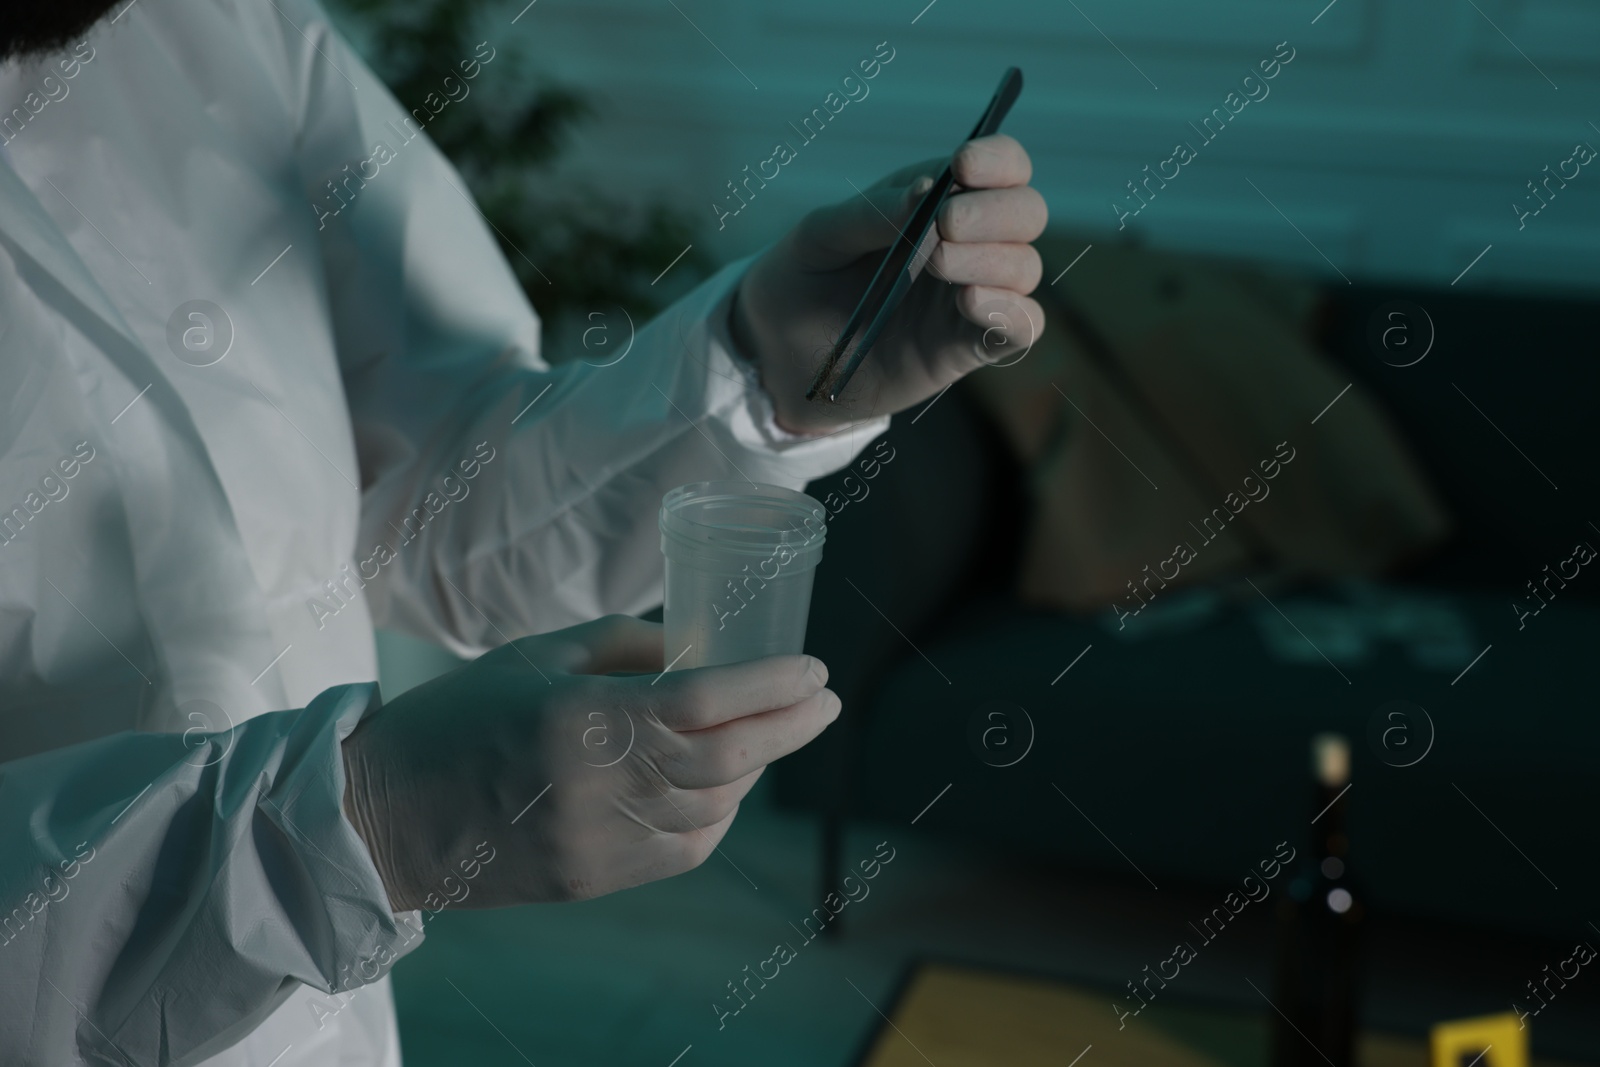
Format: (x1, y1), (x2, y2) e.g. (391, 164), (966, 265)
(659, 481), (827, 670)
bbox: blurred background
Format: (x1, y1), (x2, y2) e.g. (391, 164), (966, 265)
(327, 0), (1600, 1063)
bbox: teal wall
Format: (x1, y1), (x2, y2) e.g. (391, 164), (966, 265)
(454, 0), (1600, 293)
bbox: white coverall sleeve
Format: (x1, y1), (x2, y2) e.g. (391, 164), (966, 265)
(0, 685), (422, 1066)
(286, 0), (887, 656)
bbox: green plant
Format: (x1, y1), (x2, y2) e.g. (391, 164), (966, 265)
(327, 0), (711, 353)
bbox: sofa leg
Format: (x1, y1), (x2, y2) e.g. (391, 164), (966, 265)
(820, 813), (843, 939)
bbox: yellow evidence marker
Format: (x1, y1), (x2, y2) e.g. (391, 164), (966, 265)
(1430, 1013), (1529, 1067)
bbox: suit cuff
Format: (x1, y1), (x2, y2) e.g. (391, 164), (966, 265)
(266, 683), (427, 992)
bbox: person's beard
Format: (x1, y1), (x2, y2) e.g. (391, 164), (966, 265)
(1, 0), (119, 64)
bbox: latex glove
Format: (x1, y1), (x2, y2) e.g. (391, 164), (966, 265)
(340, 615), (837, 909)
(732, 133), (1048, 435)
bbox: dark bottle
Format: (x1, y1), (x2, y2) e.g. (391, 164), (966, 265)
(1269, 733), (1364, 1067)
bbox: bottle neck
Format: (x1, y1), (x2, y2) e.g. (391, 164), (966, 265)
(1312, 781), (1349, 865)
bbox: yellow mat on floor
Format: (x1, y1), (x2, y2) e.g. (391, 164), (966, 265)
(857, 962), (1580, 1067)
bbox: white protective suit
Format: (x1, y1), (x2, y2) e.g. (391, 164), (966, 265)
(0, 1), (881, 1064)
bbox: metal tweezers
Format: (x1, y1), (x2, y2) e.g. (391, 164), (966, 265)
(807, 66), (1024, 403)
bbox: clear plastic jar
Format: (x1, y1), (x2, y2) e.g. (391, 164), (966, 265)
(659, 481), (827, 670)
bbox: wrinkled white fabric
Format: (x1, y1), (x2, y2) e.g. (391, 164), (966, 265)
(0, 0), (883, 1063)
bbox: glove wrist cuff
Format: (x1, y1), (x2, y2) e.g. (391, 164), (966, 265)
(341, 731), (419, 913)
